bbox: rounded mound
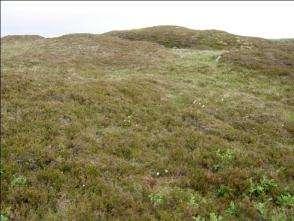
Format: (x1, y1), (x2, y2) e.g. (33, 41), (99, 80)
(4, 34), (176, 69)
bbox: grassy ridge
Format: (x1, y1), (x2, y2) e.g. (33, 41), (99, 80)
(1, 27), (294, 220)
(104, 25), (269, 50)
(106, 25), (294, 77)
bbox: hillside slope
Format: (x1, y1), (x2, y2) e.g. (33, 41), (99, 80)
(1, 35), (44, 43)
(2, 34), (175, 70)
(1, 28), (294, 220)
(105, 26), (294, 76)
(104, 25), (269, 49)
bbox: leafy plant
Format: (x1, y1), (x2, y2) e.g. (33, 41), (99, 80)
(255, 202), (266, 217)
(148, 193), (165, 206)
(209, 212), (223, 221)
(249, 181), (265, 197)
(277, 193), (294, 207)
(216, 148), (235, 162)
(260, 176), (278, 192)
(188, 194), (199, 207)
(11, 175), (27, 187)
(249, 176), (278, 197)
(212, 164), (221, 172)
(216, 185), (231, 197)
(226, 201), (238, 216)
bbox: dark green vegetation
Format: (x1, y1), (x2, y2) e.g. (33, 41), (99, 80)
(1, 26), (294, 220)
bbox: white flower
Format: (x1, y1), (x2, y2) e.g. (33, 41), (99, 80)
(156, 172), (160, 176)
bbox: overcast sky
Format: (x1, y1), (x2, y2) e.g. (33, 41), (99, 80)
(2, 1), (294, 39)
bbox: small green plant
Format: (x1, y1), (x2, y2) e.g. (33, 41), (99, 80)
(216, 148), (235, 163)
(216, 185), (231, 197)
(277, 193), (294, 206)
(249, 176), (278, 197)
(226, 201), (238, 216)
(249, 180), (264, 197)
(255, 202), (266, 217)
(123, 115), (133, 126)
(209, 212), (223, 221)
(188, 194), (199, 207)
(260, 176), (278, 192)
(212, 164), (221, 172)
(11, 175), (27, 187)
(148, 193), (164, 206)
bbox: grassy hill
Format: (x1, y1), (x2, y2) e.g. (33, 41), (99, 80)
(1, 26), (294, 220)
(104, 25), (270, 49)
(106, 25), (294, 76)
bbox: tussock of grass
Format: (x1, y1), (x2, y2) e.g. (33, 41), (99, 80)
(1, 27), (294, 220)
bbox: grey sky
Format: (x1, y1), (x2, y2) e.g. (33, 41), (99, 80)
(2, 1), (294, 39)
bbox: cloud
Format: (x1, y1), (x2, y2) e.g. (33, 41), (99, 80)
(1, 1), (294, 38)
